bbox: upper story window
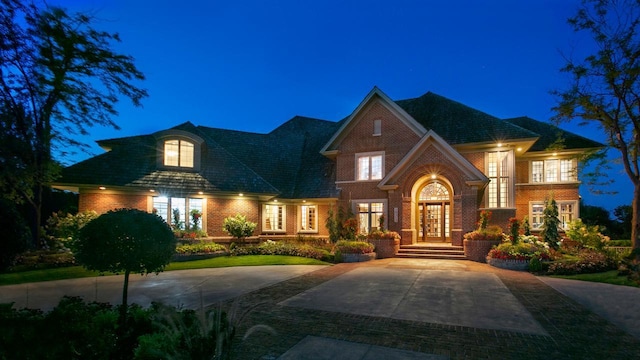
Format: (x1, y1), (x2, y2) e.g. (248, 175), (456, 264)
(164, 140), (194, 168)
(531, 159), (577, 183)
(356, 152), (384, 181)
(486, 150), (512, 208)
(373, 119), (382, 136)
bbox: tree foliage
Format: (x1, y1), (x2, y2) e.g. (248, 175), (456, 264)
(541, 195), (561, 249)
(75, 209), (176, 316)
(0, 0), (146, 245)
(553, 0), (640, 259)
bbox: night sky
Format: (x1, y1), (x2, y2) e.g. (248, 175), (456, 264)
(53, 0), (631, 212)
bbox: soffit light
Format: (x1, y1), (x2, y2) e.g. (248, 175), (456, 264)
(99, 186), (106, 190)
(239, 193), (244, 197)
(149, 189), (155, 192)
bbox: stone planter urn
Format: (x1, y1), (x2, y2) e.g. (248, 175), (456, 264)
(463, 239), (501, 263)
(341, 252), (376, 263)
(367, 238), (400, 259)
(486, 257), (530, 271)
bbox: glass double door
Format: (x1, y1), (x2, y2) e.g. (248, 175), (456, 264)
(418, 202), (450, 242)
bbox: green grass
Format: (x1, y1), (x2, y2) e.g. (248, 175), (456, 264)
(0, 255), (329, 286)
(550, 270), (639, 287)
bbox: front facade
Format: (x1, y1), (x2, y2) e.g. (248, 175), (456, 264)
(53, 87), (602, 246)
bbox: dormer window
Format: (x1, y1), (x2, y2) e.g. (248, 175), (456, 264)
(164, 139), (194, 168)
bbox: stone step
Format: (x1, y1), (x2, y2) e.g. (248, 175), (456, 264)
(396, 244), (466, 260)
(395, 252), (467, 260)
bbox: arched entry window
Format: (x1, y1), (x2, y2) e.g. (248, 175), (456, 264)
(418, 181), (451, 242)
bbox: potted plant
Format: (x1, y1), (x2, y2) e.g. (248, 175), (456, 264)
(335, 240), (375, 262)
(365, 229), (401, 258)
(463, 211), (504, 262)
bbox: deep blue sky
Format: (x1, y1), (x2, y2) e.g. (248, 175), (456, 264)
(54, 0), (630, 212)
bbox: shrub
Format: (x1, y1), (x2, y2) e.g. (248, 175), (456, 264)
(175, 242), (227, 255)
(608, 240), (632, 247)
(508, 217), (520, 244)
(44, 210), (98, 249)
(335, 240), (374, 254)
(230, 240), (327, 260)
(12, 249), (76, 270)
(222, 214), (256, 242)
(546, 249), (617, 275)
(540, 195), (561, 249)
(565, 219), (610, 250)
(366, 230), (400, 241)
(463, 225), (505, 242)
(487, 240), (551, 261)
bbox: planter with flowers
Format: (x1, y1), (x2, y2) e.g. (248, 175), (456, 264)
(335, 240), (376, 262)
(486, 235), (551, 271)
(365, 229), (401, 259)
(463, 210), (504, 262)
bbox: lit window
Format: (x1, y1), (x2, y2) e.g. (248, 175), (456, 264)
(356, 202), (384, 234)
(531, 159), (576, 183)
(164, 140), (194, 168)
(486, 151), (510, 208)
(264, 204), (285, 232)
(529, 201), (577, 230)
(356, 153), (383, 181)
(152, 196), (205, 231)
(530, 203), (544, 230)
(300, 205), (317, 232)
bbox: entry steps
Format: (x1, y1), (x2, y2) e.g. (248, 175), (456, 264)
(395, 244), (466, 260)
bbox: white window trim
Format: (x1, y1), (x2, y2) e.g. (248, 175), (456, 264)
(528, 200), (579, 231)
(352, 199), (387, 234)
(262, 204), (286, 233)
(149, 196), (206, 232)
(298, 204), (318, 233)
(163, 139), (195, 168)
(484, 150), (514, 208)
(530, 158), (578, 183)
(355, 151), (385, 181)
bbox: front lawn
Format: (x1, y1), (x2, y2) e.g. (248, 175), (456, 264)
(550, 270), (639, 287)
(0, 255), (329, 286)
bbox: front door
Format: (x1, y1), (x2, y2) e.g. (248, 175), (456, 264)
(419, 203), (450, 242)
(417, 181), (451, 242)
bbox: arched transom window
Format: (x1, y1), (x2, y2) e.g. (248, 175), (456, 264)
(419, 182), (449, 201)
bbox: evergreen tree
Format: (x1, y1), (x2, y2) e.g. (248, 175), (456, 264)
(541, 195), (560, 249)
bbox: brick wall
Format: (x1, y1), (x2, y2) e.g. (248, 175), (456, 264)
(515, 184), (579, 220)
(335, 101), (420, 182)
(207, 198), (260, 237)
(79, 192), (147, 214)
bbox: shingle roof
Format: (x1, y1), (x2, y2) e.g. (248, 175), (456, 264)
(396, 92), (540, 144)
(504, 116), (604, 151)
(56, 89), (603, 199)
(199, 116), (341, 198)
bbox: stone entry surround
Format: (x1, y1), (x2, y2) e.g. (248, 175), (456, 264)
(230, 259), (640, 359)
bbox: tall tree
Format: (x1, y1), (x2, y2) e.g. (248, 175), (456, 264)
(0, 0), (146, 246)
(553, 0), (640, 260)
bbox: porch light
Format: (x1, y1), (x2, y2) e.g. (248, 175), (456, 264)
(431, 174), (437, 179)
(517, 147), (522, 152)
(99, 186), (106, 190)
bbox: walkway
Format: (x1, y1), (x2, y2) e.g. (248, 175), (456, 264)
(1, 259), (639, 359)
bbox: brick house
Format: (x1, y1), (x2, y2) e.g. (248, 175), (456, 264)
(52, 87), (601, 247)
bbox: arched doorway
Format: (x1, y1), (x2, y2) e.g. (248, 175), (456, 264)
(417, 181), (451, 242)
